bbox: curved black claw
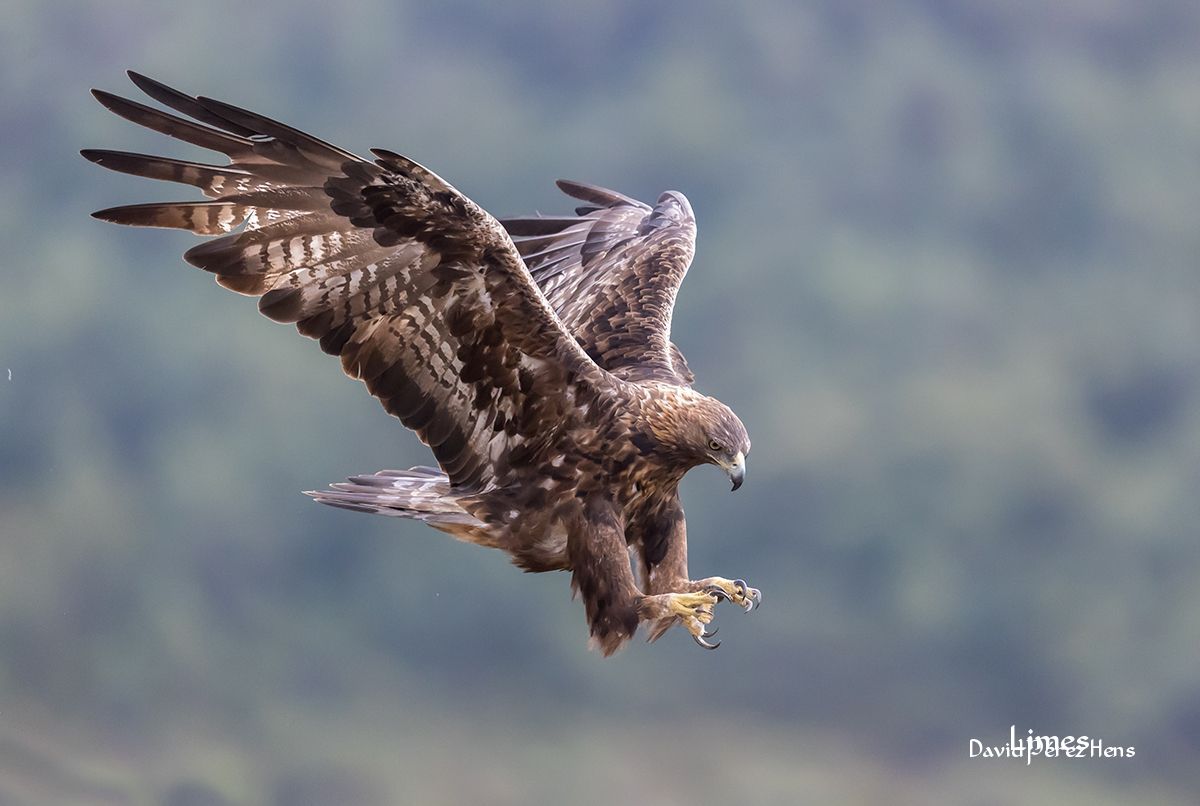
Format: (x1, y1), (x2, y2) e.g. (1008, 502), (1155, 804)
(741, 591), (762, 612)
(702, 625), (719, 639)
(724, 579), (762, 612)
(705, 585), (729, 602)
(692, 632), (721, 650)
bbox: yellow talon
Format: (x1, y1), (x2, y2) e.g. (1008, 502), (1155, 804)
(700, 577), (763, 612)
(640, 591), (721, 649)
(668, 592), (719, 648)
(667, 591), (718, 620)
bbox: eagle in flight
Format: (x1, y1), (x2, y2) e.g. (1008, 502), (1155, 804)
(84, 72), (760, 655)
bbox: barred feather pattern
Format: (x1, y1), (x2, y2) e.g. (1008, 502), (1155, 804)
(308, 466), (495, 541)
(501, 180), (698, 386)
(85, 72), (610, 500)
(85, 73), (754, 655)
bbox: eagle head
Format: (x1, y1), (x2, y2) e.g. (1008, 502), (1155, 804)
(697, 397), (751, 491)
(644, 390), (750, 491)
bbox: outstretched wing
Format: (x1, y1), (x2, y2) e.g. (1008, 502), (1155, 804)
(85, 72), (609, 494)
(500, 181), (697, 387)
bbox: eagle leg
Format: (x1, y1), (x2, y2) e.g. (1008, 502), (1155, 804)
(638, 591), (720, 649)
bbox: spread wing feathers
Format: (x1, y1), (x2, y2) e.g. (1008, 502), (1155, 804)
(87, 71), (609, 494)
(500, 179), (698, 386)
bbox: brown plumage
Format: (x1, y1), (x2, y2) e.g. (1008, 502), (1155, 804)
(85, 72), (761, 655)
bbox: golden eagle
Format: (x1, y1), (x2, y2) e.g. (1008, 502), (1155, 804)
(84, 72), (760, 655)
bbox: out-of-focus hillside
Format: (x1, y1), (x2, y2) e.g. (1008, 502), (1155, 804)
(2, 1), (1199, 802)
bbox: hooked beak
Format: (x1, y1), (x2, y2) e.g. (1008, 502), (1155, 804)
(724, 451), (746, 491)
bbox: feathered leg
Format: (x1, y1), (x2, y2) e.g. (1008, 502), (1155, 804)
(567, 498), (642, 656)
(635, 498), (760, 648)
(567, 497), (722, 655)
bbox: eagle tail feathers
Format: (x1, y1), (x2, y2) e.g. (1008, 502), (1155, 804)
(306, 467), (490, 538)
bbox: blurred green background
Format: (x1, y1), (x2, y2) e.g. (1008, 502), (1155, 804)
(2, 0), (1199, 803)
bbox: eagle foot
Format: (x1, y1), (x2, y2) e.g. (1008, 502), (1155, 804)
(700, 577), (763, 612)
(640, 591), (720, 649)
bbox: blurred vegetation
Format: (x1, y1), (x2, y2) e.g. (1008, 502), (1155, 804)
(2, 0), (1199, 803)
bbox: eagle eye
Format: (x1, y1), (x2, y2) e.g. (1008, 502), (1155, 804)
(707, 439), (723, 452)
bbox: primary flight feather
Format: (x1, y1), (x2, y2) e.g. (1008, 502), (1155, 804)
(85, 71), (760, 655)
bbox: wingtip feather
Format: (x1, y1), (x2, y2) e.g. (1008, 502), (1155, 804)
(90, 206), (135, 224)
(126, 70), (173, 99)
(554, 179), (642, 209)
(90, 88), (124, 112)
